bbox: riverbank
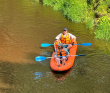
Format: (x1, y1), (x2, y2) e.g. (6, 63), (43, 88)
(41, 0), (110, 41)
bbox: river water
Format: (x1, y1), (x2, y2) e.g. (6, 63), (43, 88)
(0, 0), (110, 93)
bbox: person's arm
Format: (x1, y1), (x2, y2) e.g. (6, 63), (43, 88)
(54, 40), (57, 51)
(65, 48), (69, 55)
(69, 33), (76, 40)
(69, 33), (76, 45)
(54, 50), (57, 58)
(55, 33), (62, 40)
(54, 33), (62, 50)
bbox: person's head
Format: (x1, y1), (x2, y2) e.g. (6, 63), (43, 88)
(63, 28), (68, 35)
(58, 43), (63, 49)
(55, 39), (60, 43)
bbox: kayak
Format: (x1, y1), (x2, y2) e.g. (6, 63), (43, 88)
(50, 41), (77, 71)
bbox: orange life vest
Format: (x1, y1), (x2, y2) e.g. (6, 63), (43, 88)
(54, 41), (61, 48)
(61, 33), (72, 44)
(57, 47), (67, 56)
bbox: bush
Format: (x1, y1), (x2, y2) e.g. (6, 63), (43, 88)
(86, 11), (94, 29)
(63, 0), (87, 23)
(43, 0), (87, 23)
(95, 16), (110, 41)
(43, 0), (54, 6)
(42, 0), (110, 41)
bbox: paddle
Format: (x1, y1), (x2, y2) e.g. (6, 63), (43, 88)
(41, 43), (54, 47)
(35, 54), (87, 61)
(41, 43), (91, 47)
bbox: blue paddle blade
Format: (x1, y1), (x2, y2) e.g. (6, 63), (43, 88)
(81, 43), (91, 46)
(77, 54), (87, 56)
(41, 43), (54, 47)
(35, 56), (47, 61)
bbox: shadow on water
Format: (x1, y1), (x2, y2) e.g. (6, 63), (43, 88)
(51, 68), (72, 83)
(0, 61), (15, 93)
(26, 52), (40, 61)
(0, 60), (50, 93)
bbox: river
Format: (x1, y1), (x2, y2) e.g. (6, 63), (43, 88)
(0, 0), (110, 93)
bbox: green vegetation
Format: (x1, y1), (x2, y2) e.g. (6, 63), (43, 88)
(41, 0), (110, 41)
(42, 0), (87, 23)
(95, 16), (110, 40)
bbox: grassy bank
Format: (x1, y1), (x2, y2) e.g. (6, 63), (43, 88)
(41, 0), (110, 41)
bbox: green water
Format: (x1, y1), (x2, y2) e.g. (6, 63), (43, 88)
(0, 0), (110, 93)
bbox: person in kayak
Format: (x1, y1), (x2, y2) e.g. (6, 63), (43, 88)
(54, 39), (61, 51)
(54, 43), (69, 66)
(55, 28), (76, 50)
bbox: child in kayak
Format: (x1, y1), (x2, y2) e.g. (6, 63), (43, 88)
(54, 39), (61, 51)
(54, 43), (69, 66)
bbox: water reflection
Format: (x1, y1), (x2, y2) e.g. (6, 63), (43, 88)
(40, 51), (52, 56)
(34, 72), (44, 83)
(52, 68), (72, 84)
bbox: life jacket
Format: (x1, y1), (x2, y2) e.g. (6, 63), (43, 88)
(55, 41), (61, 48)
(61, 33), (72, 44)
(57, 47), (67, 57)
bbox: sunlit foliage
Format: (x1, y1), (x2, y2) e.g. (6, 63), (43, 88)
(43, 0), (87, 23)
(42, 0), (110, 41)
(95, 16), (110, 41)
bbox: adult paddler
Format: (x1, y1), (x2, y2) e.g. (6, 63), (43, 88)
(55, 28), (76, 50)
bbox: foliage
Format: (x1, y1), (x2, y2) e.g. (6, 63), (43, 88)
(53, 0), (64, 10)
(64, 0), (87, 23)
(105, 0), (110, 5)
(42, 0), (110, 41)
(107, 8), (110, 13)
(95, 16), (110, 41)
(43, 0), (54, 6)
(95, 3), (108, 16)
(86, 10), (95, 29)
(43, 0), (87, 23)
(86, 17), (94, 29)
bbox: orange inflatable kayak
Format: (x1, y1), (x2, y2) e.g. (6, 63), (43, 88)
(50, 41), (77, 71)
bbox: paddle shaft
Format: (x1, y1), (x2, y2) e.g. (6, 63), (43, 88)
(35, 54), (87, 61)
(46, 54), (87, 59)
(41, 43), (91, 47)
